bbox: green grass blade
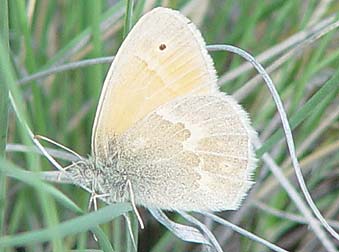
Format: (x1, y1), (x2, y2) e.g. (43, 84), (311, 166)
(91, 227), (116, 252)
(42, 1), (124, 69)
(0, 0), (9, 238)
(0, 160), (83, 214)
(0, 203), (131, 248)
(0, 35), (65, 251)
(123, 0), (134, 38)
(257, 68), (339, 156)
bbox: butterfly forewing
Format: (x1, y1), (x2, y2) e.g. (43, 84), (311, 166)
(92, 8), (218, 158)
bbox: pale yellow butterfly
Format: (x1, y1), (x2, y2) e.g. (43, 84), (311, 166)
(70, 7), (256, 213)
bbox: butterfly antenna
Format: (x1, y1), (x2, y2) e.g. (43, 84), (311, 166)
(87, 181), (99, 242)
(8, 93), (65, 172)
(35, 135), (83, 160)
(123, 213), (138, 251)
(126, 180), (144, 229)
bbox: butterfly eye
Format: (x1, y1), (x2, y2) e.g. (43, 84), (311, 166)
(83, 168), (94, 179)
(159, 43), (166, 51)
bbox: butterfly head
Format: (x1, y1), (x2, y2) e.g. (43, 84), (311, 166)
(66, 155), (129, 204)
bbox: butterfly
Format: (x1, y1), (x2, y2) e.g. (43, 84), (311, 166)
(67, 7), (256, 217)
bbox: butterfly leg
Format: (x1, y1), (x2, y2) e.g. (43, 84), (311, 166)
(87, 177), (110, 211)
(123, 213), (138, 251)
(33, 134), (84, 182)
(126, 179), (144, 229)
(56, 162), (75, 182)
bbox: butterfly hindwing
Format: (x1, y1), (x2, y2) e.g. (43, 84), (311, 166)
(117, 94), (256, 211)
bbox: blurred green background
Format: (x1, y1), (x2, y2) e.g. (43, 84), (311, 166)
(0, 0), (339, 251)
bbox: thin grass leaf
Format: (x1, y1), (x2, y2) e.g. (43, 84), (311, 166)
(0, 0), (9, 157)
(254, 201), (339, 230)
(0, 203), (131, 248)
(0, 159), (82, 214)
(0, 0), (9, 238)
(123, 0), (134, 38)
(217, 15), (337, 86)
(1, 36), (71, 250)
(178, 211), (223, 252)
(203, 212), (289, 252)
(207, 44), (338, 250)
(41, 1), (124, 69)
(91, 226), (116, 252)
(257, 142), (338, 251)
(5, 2), (339, 251)
(149, 208), (210, 246)
(18, 57), (114, 85)
(257, 68), (339, 156)
(6, 144), (79, 162)
(133, 0), (146, 22)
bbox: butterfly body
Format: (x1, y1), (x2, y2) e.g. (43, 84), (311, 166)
(71, 7), (257, 212)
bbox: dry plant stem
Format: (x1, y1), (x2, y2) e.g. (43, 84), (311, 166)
(18, 15), (336, 90)
(254, 201), (339, 231)
(52, 7), (124, 66)
(208, 44), (339, 247)
(66, 100), (93, 133)
(18, 15), (337, 89)
(11, 33), (339, 246)
(301, 185), (339, 251)
(324, 194), (339, 222)
(261, 99), (338, 176)
(181, 0), (209, 26)
(281, 107), (339, 168)
(202, 212), (289, 252)
(261, 87), (337, 146)
(10, 42), (338, 246)
(18, 57), (114, 85)
(255, 139), (337, 252)
(18, 16), (338, 90)
(234, 18), (339, 101)
(5, 144), (79, 162)
(148, 209), (211, 246)
(178, 211), (223, 252)
(260, 101), (291, 141)
(73, 19), (123, 61)
(308, 0), (334, 26)
(257, 140), (339, 199)
(233, 49), (293, 101)
(217, 15), (336, 86)
(300, 239), (323, 252)
(26, 0), (34, 26)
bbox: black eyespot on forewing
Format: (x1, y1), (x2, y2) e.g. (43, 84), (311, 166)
(159, 44), (166, 51)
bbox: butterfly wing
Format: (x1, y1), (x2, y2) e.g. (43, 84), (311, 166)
(119, 94), (256, 211)
(92, 7), (217, 159)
